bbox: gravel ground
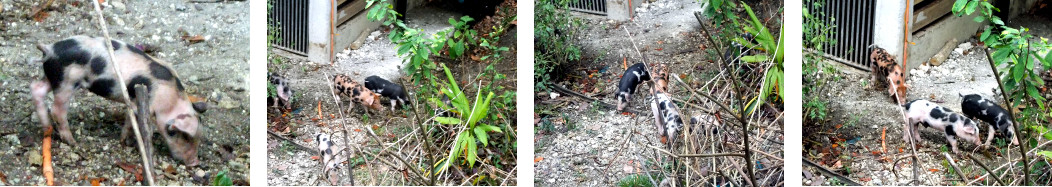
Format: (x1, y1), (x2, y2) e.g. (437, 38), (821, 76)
(0, 0), (249, 185)
(267, 4), (517, 186)
(535, 0), (784, 186)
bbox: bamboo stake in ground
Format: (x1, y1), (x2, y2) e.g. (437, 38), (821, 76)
(89, 1), (154, 185)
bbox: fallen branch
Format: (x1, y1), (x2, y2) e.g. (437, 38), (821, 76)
(548, 84), (644, 114)
(266, 130), (320, 155)
(942, 152), (967, 183)
(966, 153), (1004, 185)
(42, 127), (54, 186)
(802, 158), (862, 186)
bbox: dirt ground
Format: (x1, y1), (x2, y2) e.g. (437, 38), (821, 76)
(266, 4), (517, 186)
(0, 0), (250, 185)
(534, 0), (783, 186)
(803, 14), (1052, 186)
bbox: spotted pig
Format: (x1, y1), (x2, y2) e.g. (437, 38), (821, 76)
(364, 75), (410, 111)
(903, 99), (982, 153)
(269, 73), (293, 110)
(30, 35), (204, 166)
(333, 74), (383, 113)
(616, 63), (651, 111)
(960, 94), (1019, 145)
(869, 45), (910, 104)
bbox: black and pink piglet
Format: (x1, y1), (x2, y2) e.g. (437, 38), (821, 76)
(30, 35), (206, 166)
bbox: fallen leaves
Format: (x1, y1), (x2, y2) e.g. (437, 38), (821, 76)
(929, 168), (940, 172)
(181, 35), (206, 44)
(534, 157), (543, 163)
(0, 171), (6, 185)
(115, 162), (144, 182)
(311, 156), (320, 160)
(89, 177), (107, 186)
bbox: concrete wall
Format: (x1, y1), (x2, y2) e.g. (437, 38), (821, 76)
(872, 0), (909, 66)
(607, 0), (644, 21)
(308, 0), (333, 64)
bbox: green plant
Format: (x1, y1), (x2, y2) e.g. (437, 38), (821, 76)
(535, 0), (582, 92)
(617, 174), (660, 187)
(212, 171), (233, 186)
(803, 0), (836, 123)
(431, 64), (502, 173)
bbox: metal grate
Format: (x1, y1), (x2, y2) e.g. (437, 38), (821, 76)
(806, 0), (876, 70)
(268, 0), (309, 56)
(570, 0), (607, 15)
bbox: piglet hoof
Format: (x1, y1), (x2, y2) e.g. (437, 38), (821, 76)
(55, 128), (78, 146)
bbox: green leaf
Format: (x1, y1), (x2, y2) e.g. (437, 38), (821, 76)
(476, 123), (503, 133)
(473, 127), (489, 146)
(965, 1), (978, 15)
(1038, 151), (1052, 159)
(212, 171), (233, 186)
(436, 117), (463, 125)
(468, 92), (495, 126)
(741, 55), (769, 62)
(991, 16), (1004, 25)
(1013, 61), (1025, 83)
(465, 135), (478, 167)
(952, 0), (968, 15)
(980, 27), (992, 41)
(973, 15), (985, 23)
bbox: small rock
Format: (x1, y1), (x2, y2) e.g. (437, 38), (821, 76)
(195, 4), (204, 11)
(27, 150), (42, 166)
(4, 134), (19, 145)
(958, 42), (973, 50)
(175, 5), (189, 12)
(196, 169), (206, 178)
(112, 2), (126, 11)
(219, 100), (239, 109)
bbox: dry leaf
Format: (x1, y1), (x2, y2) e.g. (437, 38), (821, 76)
(534, 157), (543, 163)
(311, 156), (320, 160)
(90, 177), (107, 186)
(182, 35), (205, 44)
(929, 169), (939, 172)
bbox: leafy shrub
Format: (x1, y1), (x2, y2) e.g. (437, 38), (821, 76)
(534, 0), (582, 92)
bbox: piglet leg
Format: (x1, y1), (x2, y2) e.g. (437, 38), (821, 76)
(984, 125), (996, 147)
(49, 86), (77, 145)
(31, 81), (54, 133)
(946, 136), (960, 154)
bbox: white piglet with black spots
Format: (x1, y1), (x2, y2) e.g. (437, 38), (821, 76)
(30, 35), (205, 166)
(903, 99), (982, 153)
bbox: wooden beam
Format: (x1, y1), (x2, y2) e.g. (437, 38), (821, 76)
(911, 0), (954, 32)
(336, 0), (369, 26)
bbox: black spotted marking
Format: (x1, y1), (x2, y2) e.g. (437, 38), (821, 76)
(126, 44), (148, 57)
(175, 78), (185, 91)
(127, 76), (153, 99)
(90, 57), (107, 75)
(87, 79), (116, 98)
(149, 61), (175, 81)
(930, 108), (948, 119)
(324, 148), (332, 155)
(111, 40), (122, 50)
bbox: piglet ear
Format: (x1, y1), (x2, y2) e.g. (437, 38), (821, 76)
(192, 102), (208, 113)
